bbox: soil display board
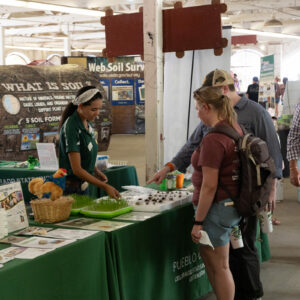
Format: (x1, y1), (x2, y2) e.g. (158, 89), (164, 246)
(62, 56), (145, 134)
(0, 64), (111, 161)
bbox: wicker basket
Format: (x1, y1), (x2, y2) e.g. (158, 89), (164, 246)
(30, 196), (74, 223)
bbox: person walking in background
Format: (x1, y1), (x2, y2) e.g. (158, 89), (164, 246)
(191, 86), (242, 300)
(287, 103), (300, 187)
(233, 73), (240, 93)
(148, 69), (282, 300)
(274, 76), (282, 118)
(246, 76), (259, 103)
(59, 85), (120, 198)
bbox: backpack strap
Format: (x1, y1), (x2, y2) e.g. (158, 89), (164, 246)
(208, 124), (242, 142)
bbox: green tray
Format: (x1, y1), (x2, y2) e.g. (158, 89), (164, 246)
(80, 206), (133, 219)
(70, 208), (81, 215)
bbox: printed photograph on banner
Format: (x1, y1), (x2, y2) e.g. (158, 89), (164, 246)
(5, 135), (17, 152)
(43, 131), (59, 144)
(2, 94), (21, 115)
(20, 133), (40, 150)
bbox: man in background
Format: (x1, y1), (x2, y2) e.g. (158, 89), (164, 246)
(246, 76), (259, 103)
(287, 103), (300, 187)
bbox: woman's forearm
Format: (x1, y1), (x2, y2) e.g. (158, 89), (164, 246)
(73, 167), (108, 189)
(195, 185), (217, 222)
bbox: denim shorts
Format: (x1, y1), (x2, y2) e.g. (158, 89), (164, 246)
(195, 198), (241, 247)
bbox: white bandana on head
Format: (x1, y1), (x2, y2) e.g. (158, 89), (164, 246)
(72, 88), (100, 105)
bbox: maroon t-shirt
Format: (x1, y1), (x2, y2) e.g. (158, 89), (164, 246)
(191, 121), (242, 206)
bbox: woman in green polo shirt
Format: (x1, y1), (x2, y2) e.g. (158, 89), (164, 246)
(59, 86), (120, 199)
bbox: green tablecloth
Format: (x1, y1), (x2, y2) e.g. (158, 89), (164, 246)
(107, 203), (212, 300)
(0, 231), (110, 300)
(0, 162), (54, 203)
(0, 162), (138, 202)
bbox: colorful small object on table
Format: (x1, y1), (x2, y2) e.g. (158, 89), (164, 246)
(27, 155), (39, 170)
(160, 171), (184, 191)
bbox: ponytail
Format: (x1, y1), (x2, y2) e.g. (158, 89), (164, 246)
(193, 86), (237, 127)
(59, 102), (77, 130)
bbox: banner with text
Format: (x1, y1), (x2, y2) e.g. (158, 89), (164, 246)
(0, 65), (111, 161)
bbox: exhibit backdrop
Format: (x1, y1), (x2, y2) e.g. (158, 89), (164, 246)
(62, 56), (145, 134)
(163, 27), (231, 164)
(0, 64), (111, 161)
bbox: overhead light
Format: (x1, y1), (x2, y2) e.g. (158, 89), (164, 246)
(232, 28), (300, 40)
(0, 1), (105, 17)
(5, 45), (103, 52)
(6, 45), (65, 51)
(264, 18), (283, 27)
(221, 16), (230, 21)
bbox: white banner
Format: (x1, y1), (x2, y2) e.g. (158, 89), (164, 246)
(163, 28), (232, 164)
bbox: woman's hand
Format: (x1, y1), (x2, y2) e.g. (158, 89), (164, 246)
(191, 225), (202, 244)
(95, 169), (108, 183)
(105, 184), (120, 199)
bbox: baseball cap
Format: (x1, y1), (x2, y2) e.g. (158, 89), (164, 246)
(253, 76), (259, 82)
(203, 69), (234, 87)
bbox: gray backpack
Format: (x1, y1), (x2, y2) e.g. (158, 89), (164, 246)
(209, 124), (276, 217)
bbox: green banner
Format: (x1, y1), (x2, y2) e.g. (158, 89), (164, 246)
(260, 54), (274, 83)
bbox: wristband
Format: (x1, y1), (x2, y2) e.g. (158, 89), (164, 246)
(165, 162), (175, 172)
(193, 219), (204, 225)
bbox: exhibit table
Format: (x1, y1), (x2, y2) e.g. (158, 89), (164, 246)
(0, 230), (111, 300)
(0, 162), (138, 202)
(0, 201), (270, 300)
(107, 203), (212, 300)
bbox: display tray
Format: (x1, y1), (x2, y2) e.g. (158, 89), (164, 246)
(70, 208), (81, 215)
(122, 190), (192, 212)
(80, 206), (133, 219)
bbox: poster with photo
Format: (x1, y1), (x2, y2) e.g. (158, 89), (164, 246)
(20, 133), (40, 150)
(111, 79), (134, 105)
(0, 64), (112, 161)
(135, 78), (145, 105)
(0, 182), (29, 233)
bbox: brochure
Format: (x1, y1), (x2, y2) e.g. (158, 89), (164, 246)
(13, 236), (76, 249)
(44, 228), (98, 240)
(57, 218), (100, 229)
(0, 247), (27, 263)
(113, 211), (159, 222)
(15, 226), (53, 236)
(0, 182), (29, 233)
(0, 235), (27, 244)
(82, 220), (131, 232)
(15, 248), (54, 259)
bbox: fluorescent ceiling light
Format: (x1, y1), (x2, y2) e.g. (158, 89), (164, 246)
(6, 45), (65, 51)
(231, 28), (300, 40)
(5, 45), (102, 52)
(0, 1), (105, 17)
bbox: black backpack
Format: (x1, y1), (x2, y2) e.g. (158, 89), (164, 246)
(209, 124), (276, 217)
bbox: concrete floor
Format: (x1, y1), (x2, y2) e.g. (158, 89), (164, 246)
(101, 134), (300, 300)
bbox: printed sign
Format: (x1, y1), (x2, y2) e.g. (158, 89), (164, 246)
(0, 65), (112, 161)
(0, 182), (29, 233)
